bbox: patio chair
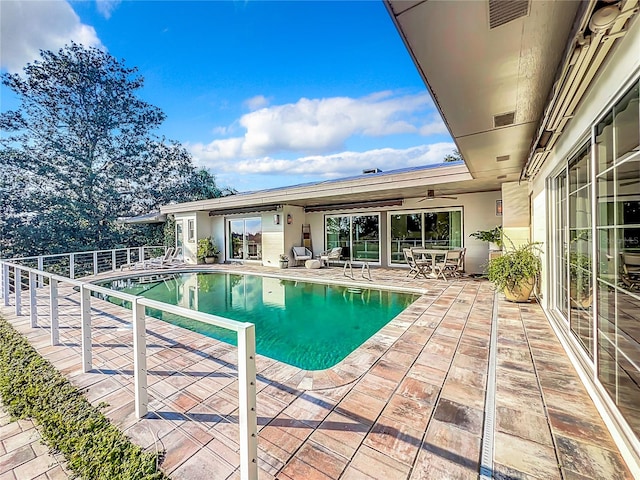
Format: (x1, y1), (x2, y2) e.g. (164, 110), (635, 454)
(403, 248), (430, 279)
(291, 246), (313, 266)
(442, 248), (466, 278)
(433, 250), (452, 281)
(621, 252), (640, 291)
(320, 247), (342, 267)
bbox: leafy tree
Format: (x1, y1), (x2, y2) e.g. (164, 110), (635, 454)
(443, 149), (463, 163)
(0, 43), (229, 258)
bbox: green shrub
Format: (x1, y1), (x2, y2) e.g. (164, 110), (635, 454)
(487, 240), (542, 294)
(469, 226), (503, 248)
(0, 317), (167, 480)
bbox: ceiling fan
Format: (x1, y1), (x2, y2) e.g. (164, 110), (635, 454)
(418, 189), (458, 202)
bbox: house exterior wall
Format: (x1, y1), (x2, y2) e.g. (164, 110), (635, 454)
(530, 17), (640, 471)
(403, 190), (502, 274)
(501, 182), (530, 249)
(283, 206), (305, 265)
(299, 191), (501, 273)
(260, 211), (284, 268)
(187, 191), (500, 273)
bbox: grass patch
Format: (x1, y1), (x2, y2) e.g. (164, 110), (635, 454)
(0, 316), (167, 479)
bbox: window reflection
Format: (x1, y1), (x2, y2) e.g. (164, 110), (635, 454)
(593, 80), (640, 440)
(554, 80), (640, 440)
(229, 218), (262, 260)
(389, 210), (462, 264)
(325, 214), (380, 262)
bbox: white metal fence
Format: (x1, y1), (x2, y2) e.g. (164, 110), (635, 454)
(0, 248), (258, 480)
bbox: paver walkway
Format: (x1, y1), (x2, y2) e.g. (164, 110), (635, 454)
(0, 264), (635, 479)
(0, 401), (70, 480)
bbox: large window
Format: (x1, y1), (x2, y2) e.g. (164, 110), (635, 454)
(595, 80), (640, 438)
(389, 209), (462, 264)
(550, 79), (640, 439)
(325, 214), (380, 262)
(229, 217), (262, 260)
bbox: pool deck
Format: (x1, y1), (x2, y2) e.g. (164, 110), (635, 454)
(0, 264), (634, 479)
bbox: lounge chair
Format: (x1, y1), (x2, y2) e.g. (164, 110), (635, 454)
(121, 247), (174, 271)
(291, 246), (313, 266)
(158, 247), (185, 268)
(320, 247), (342, 267)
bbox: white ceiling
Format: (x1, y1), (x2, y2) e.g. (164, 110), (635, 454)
(386, 0), (581, 188)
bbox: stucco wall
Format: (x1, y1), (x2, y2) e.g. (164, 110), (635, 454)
(260, 211), (284, 267)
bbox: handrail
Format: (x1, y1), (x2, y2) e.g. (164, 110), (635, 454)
(138, 297), (253, 332)
(3, 245), (165, 262)
(0, 256), (258, 480)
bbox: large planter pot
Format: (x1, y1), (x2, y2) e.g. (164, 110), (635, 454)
(279, 260), (288, 269)
(570, 285), (593, 309)
(204, 256), (217, 264)
(503, 277), (535, 302)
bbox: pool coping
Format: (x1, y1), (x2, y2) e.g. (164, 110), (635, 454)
(89, 265), (437, 391)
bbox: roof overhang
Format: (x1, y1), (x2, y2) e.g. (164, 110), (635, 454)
(385, 0), (583, 186)
(161, 163), (487, 215)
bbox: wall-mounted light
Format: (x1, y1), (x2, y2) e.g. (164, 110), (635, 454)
(274, 214), (281, 225)
(287, 214), (293, 225)
(496, 200), (503, 216)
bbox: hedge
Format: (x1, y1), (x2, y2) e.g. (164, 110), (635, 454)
(0, 316), (167, 479)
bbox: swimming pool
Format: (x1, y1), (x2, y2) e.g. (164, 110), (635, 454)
(97, 272), (418, 370)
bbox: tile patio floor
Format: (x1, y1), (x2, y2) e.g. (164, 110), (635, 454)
(0, 264), (634, 479)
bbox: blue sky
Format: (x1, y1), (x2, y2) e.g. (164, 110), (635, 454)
(0, 0), (455, 192)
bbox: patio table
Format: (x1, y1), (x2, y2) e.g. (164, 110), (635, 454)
(412, 248), (448, 278)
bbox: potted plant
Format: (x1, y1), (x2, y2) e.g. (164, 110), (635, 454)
(470, 226), (503, 250)
(197, 237), (219, 264)
(279, 254), (289, 269)
(487, 239), (542, 302)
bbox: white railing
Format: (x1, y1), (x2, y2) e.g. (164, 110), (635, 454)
(0, 254), (258, 480)
(7, 246), (167, 280)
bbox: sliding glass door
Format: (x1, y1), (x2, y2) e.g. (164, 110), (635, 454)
(549, 79), (640, 439)
(389, 209), (463, 264)
(228, 217), (262, 260)
(325, 214), (380, 262)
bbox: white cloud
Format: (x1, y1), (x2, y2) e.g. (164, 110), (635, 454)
(0, 1), (102, 73)
(244, 95), (270, 111)
(189, 142), (456, 179)
(419, 118), (449, 136)
(200, 91), (439, 161)
(96, 0), (121, 19)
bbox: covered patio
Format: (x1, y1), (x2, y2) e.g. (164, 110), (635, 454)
(0, 263), (632, 479)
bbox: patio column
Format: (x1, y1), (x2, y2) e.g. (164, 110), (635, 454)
(501, 182), (531, 249)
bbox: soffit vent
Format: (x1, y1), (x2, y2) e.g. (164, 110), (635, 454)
(496, 155), (510, 162)
(488, 0), (529, 29)
(494, 111), (516, 128)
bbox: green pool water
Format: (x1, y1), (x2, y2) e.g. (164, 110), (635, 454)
(97, 272), (418, 370)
